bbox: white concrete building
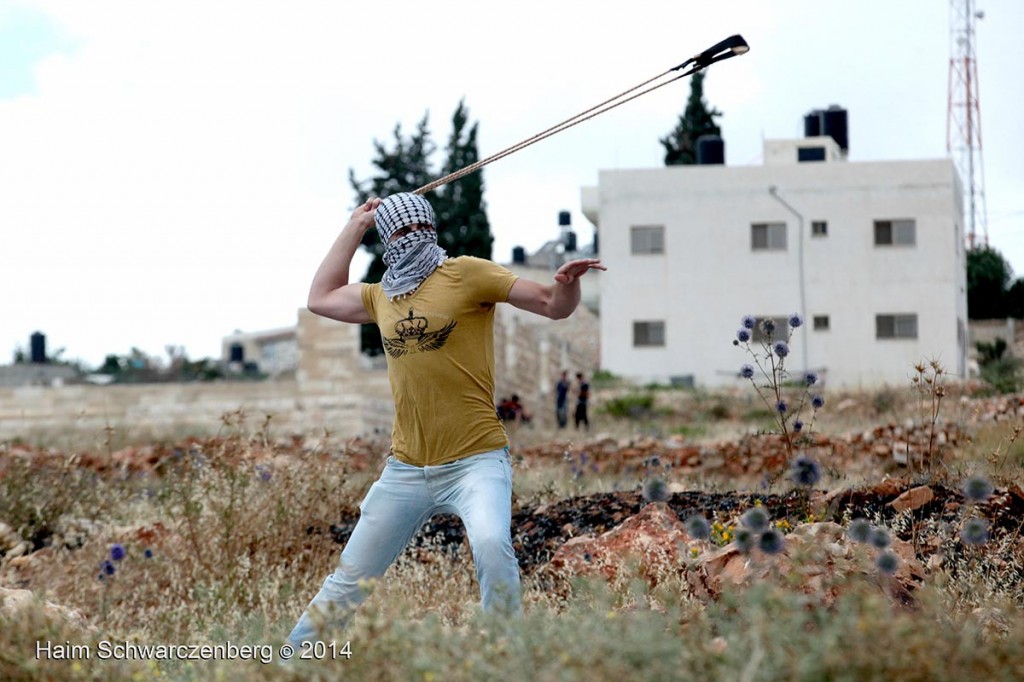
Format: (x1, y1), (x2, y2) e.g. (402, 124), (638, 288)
(581, 136), (968, 388)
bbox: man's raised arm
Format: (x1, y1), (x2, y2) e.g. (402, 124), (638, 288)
(506, 258), (605, 320)
(306, 197), (382, 324)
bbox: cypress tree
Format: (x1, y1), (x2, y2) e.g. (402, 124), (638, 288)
(660, 71), (722, 166)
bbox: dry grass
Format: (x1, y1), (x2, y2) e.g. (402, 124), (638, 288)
(2, 386), (1023, 680)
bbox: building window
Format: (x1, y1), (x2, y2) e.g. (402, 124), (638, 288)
(631, 226), (665, 254)
(798, 146), (826, 162)
(751, 316), (789, 343)
(633, 321), (665, 347)
(874, 219), (916, 246)
(751, 223), (787, 251)
(811, 221), (828, 237)
(876, 314), (918, 339)
(813, 315), (830, 331)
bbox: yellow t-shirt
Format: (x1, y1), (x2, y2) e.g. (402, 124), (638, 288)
(361, 256), (519, 466)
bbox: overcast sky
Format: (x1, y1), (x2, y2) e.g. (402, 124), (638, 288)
(2, 0), (1022, 368)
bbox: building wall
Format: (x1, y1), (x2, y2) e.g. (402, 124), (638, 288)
(586, 152), (967, 388)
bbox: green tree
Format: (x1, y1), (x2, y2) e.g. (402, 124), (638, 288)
(660, 71), (722, 166)
(966, 247), (1012, 319)
(434, 99), (493, 260)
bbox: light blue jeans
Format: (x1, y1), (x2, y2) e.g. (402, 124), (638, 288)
(287, 447), (521, 646)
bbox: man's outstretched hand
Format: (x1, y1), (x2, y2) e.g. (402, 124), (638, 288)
(554, 258), (606, 285)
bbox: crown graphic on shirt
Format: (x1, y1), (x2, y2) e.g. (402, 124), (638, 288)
(395, 309), (428, 339)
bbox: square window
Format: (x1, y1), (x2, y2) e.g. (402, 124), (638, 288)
(876, 314), (918, 339)
(813, 315), (830, 331)
(633, 321), (665, 347)
(751, 223), (787, 251)
(811, 221), (828, 237)
(631, 226), (665, 254)
(874, 219), (916, 246)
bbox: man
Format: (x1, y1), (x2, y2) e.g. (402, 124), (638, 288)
(555, 370), (570, 428)
(288, 192), (604, 646)
(574, 372), (590, 430)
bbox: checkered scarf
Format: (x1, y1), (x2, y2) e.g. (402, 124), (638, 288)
(375, 193), (447, 300)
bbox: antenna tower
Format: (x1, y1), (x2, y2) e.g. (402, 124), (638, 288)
(947, 0), (988, 249)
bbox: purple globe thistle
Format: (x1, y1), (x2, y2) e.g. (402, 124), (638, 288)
(742, 315), (757, 330)
(740, 364), (755, 379)
(737, 329), (751, 343)
(776, 399), (788, 414)
(804, 372), (818, 386)
(811, 395), (825, 409)
(759, 318), (776, 335)
(961, 517), (989, 546)
(740, 507), (770, 531)
(789, 455), (821, 487)
(869, 527), (891, 549)
(685, 515), (711, 540)
(642, 477), (670, 503)
(734, 527), (756, 554)
(101, 560), (116, 577)
(793, 420), (804, 433)
(773, 341), (789, 358)
(848, 519), (873, 543)
(758, 529), (786, 555)
(110, 544), (126, 562)
(962, 474), (993, 503)
(144, 548), (154, 559)
(788, 313), (804, 328)
(876, 551), (899, 576)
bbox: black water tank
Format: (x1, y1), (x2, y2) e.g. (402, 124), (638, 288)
(804, 109), (823, 137)
(822, 105), (848, 152)
(512, 246), (526, 264)
(565, 231), (577, 252)
(558, 211), (571, 227)
(229, 343), (244, 363)
(696, 135), (725, 165)
(30, 332), (46, 364)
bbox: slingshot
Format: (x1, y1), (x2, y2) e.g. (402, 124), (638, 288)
(413, 34), (749, 196)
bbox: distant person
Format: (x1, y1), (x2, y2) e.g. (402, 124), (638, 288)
(288, 192), (604, 647)
(555, 370), (570, 428)
(574, 372), (590, 430)
(508, 394), (531, 424)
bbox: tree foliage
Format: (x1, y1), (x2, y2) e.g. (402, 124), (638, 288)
(660, 71), (722, 166)
(967, 247), (1013, 319)
(349, 101), (493, 355)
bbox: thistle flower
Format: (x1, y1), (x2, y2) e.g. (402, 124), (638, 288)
(793, 420), (804, 433)
(961, 517), (989, 546)
(740, 507), (770, 531)
(685, 515), (711, 540)
(649, 455), (661, 468)
(740, 364), (755, 379)
(773, 341), (789, 358)
(742, 315), (756, 330)
(788, 313), (804, 328)
(110, 544), (126, 562)
(642, 477), (670, 503)
(776, 400), (788, 414)
(876, 551), (899, 576)
(760, 318), (777, 335)
(811, 395), (825, 409)
(144, 548), (154, 559)
(734, 527), (756, 554)
(962, 474), (993, 503)
(737, 329), (751, 343)
(869, 527), (891, 549)
(758, 529), (785, 555)
(789, 455), (821, 487)
(101, 560), (116, 577)
(848, 519), (872, 543)
(804, 372), (818, 386)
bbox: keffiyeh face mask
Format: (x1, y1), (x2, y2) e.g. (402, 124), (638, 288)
(374, 193), (447, 300)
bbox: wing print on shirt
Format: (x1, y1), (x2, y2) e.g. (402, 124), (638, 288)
(382, 319), (457, 358)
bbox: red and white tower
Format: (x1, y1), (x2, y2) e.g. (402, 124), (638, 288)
(947, 0), (988, 249)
